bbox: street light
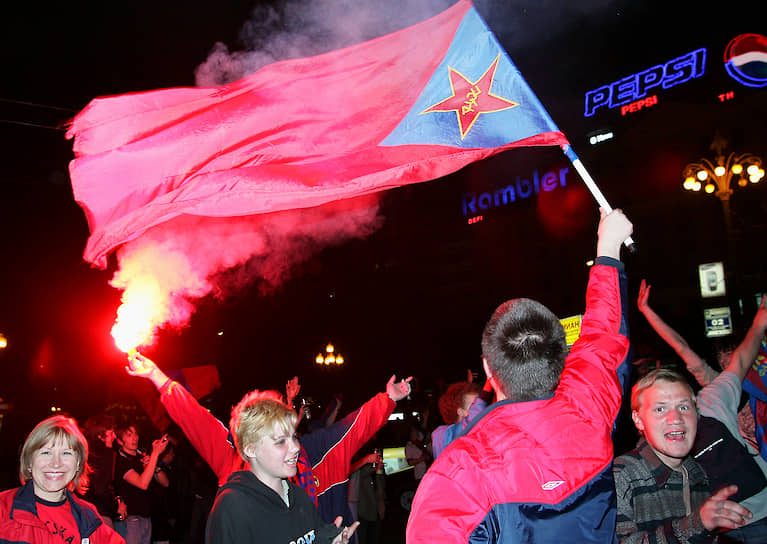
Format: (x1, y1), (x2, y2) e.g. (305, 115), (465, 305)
(315, 342), (344, 366)
(681, 133), (764, 232)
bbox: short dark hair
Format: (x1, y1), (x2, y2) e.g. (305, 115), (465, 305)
(438, 382), (481, 425)
(116, 421), (139, 439)
(481, 298), (566, 401)
(83, 414), (115, 444)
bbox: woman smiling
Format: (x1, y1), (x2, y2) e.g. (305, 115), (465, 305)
(0, 415), (124, 543)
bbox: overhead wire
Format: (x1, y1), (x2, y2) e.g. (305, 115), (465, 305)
(0, 96), (78, 131)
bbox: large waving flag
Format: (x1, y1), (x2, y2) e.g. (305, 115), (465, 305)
(67, 0), (567, 267)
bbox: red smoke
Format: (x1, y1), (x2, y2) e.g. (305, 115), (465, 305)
(109, 195), (382, 352)
(536, 181), (591, 240)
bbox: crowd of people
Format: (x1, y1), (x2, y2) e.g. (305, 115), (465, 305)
(1, 208), (766, 543)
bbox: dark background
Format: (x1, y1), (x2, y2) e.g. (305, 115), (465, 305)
(1, 0), (766, 487)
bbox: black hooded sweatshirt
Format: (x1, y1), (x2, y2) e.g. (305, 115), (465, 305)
(205, 470), (342, 544)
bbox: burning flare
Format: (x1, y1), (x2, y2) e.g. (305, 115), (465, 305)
(110, 276), (164, 353)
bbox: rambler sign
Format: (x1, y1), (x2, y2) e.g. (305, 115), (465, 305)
(462, 166), (570, 217)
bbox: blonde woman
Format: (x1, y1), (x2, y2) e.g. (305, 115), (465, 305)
(205, 390), (358, 543)
(0, 415), (124, 543)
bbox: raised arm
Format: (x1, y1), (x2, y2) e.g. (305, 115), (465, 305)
(637, 279), (717, 386)
(127, 352), (238, 485)
(725, 296), (767, 381)
(285, 376), (301, 410)
(123, 435), (168, 490)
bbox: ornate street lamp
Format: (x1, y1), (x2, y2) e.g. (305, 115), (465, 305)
(315, 342), (344, 366)
(681, 133), (764, 233)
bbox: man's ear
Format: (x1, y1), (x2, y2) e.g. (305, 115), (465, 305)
(631, 410), (644, 434)
(482, 357), (492, 381)
(483, 357), (504, 400)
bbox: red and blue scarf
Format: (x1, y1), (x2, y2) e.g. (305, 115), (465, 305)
(742, 334), (767, 462)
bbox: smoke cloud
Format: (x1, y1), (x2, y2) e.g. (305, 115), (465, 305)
(111, 196), (383, 347)
(195, 0), (619, 87)
(196, 0), (456, 86)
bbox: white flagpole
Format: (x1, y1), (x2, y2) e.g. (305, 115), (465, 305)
(561, 144), (637, 252)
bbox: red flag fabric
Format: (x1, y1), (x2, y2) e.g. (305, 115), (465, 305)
(168, 365), (221, 400)
(67, 0), (567, 267)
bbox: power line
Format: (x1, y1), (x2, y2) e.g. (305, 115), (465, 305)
(0, 119), (66, 131)
(0, 97), (78, 113)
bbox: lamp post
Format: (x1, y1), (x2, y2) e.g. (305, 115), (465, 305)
(681, 133), (764, 332)
(315, 342), (345, 366)
(681, 133), (764, 235)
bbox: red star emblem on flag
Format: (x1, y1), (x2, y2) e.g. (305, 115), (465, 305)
(421, 54), (518, 139)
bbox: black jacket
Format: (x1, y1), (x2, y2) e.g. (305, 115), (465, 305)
(205, 470), (341, 544)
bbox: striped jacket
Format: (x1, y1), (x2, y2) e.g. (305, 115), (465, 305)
(614, 439), (711, 543)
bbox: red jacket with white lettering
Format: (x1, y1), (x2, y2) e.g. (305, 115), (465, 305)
(0, 481), (124, 544)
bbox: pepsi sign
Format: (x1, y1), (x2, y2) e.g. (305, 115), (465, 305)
(585, 48), (706, 117)
(724, 33), (767, 88)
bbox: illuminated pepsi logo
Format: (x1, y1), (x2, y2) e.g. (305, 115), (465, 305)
(584, 48), (706, 117)
(724, 34), (767, 88)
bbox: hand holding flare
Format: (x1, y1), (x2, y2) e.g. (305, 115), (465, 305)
(126, 351), (169, 389)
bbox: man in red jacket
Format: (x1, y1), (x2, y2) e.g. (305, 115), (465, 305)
(407, 209), (633, 543)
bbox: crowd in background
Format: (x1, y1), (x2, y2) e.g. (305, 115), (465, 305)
(1, 209), (766, 543)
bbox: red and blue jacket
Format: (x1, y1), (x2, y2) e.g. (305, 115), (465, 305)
(0, 481), (124, 544)
(407, 259), (629, 543)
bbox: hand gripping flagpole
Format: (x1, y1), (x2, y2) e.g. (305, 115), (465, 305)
(561, 144), (637, 253)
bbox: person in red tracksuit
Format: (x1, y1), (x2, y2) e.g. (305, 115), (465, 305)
(126, 354), (411, 525)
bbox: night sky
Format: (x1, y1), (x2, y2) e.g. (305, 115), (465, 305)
(1, 0), (765, 481)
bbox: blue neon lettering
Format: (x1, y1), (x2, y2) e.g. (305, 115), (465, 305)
(636, 65), (664, 97)
(494, 186), (516, 206)
(584, 86), (610, 117)
(663, 48), (706, 89)
(541, 171), (558, 191)
(609, 76), (637, 108)
(462, 167), (569, 216)
(517, 175), (533, 198)
(584, 48), (707, 117)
